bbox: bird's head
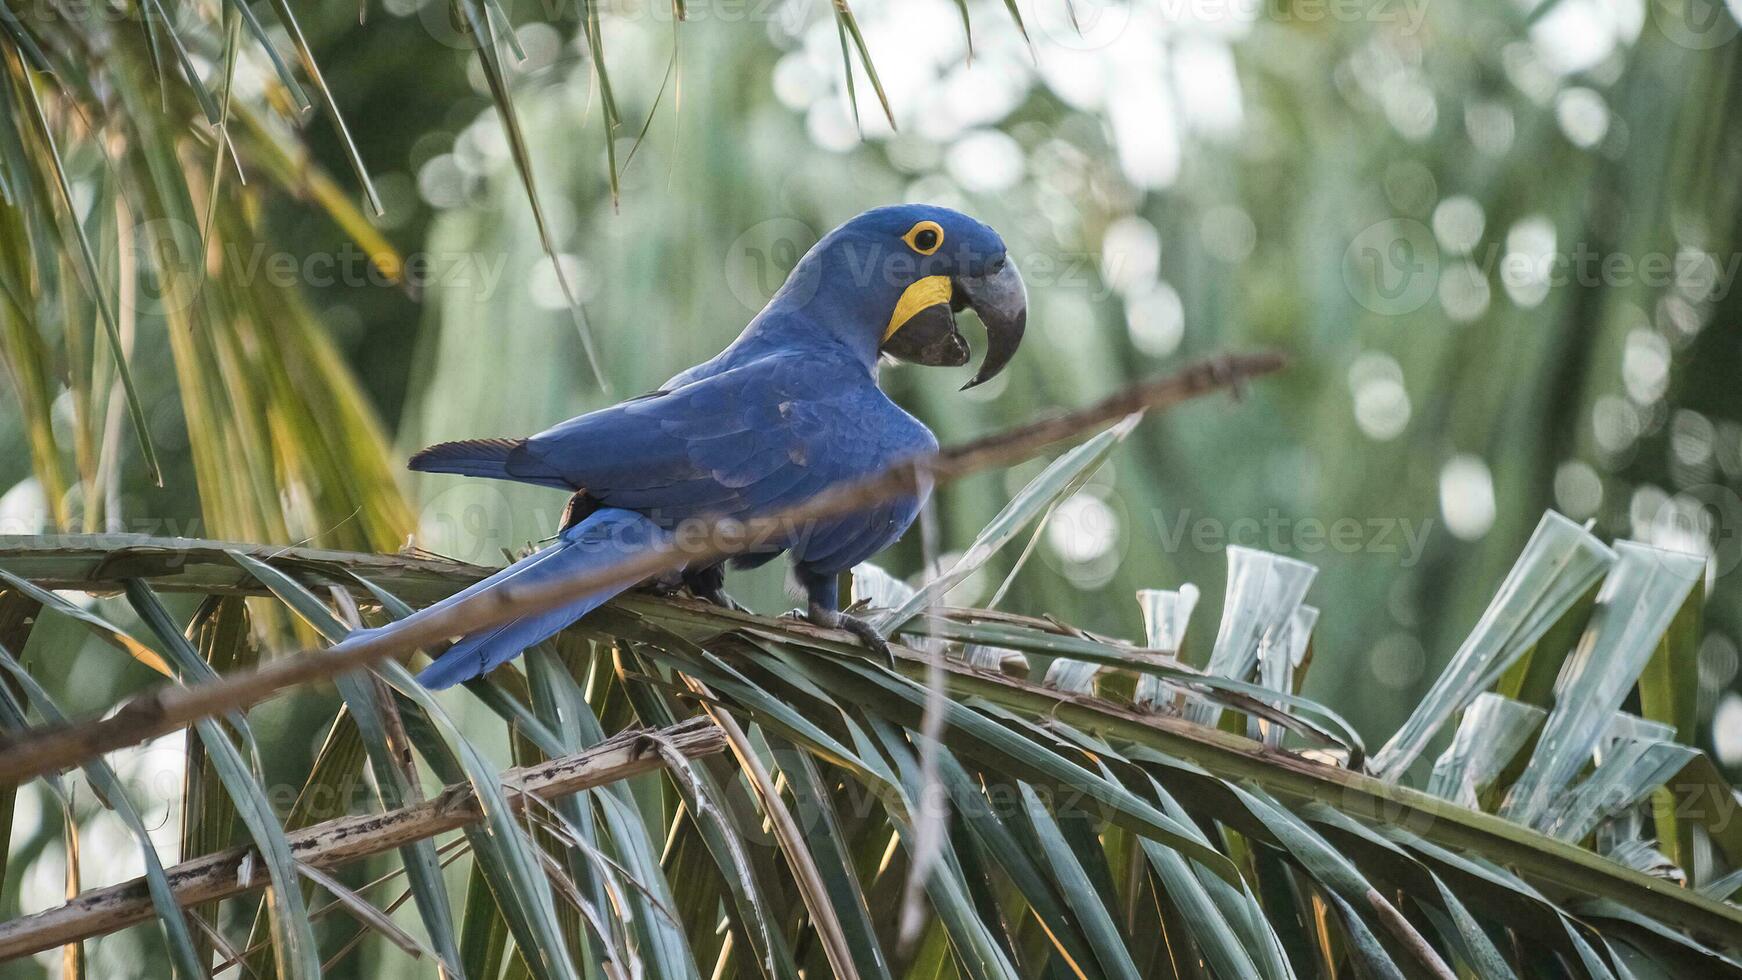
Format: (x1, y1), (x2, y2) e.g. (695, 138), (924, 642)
(780, 205), (1028, 389)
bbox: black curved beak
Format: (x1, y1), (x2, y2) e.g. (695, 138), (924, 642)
(956, 260), (1027, 389)
(880, 261), (1027, 388)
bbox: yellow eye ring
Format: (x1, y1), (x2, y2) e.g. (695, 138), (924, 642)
(902, 220), (944, 256)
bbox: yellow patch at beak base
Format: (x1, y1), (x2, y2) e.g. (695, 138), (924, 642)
(883, 275), (953, 341)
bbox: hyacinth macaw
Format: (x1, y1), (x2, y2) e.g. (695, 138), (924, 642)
(371, 205), (1027, 688)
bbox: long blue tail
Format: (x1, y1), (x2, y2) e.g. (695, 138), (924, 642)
(354, 508), (666, 689)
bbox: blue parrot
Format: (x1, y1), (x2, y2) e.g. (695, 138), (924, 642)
(368, 205), (1027, 688)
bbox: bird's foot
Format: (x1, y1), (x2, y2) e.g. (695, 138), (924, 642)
(681, 566), (744, 611)
(807, 603), (893, 664)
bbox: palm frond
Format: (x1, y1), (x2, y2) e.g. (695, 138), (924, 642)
(0, 13), (414, 550)
(0, 500), (1735, 976)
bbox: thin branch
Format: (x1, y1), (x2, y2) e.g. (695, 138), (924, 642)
(0, 352), (1283, 787)
(0, 719), (725, 960)
(0, 351), (1282, 783)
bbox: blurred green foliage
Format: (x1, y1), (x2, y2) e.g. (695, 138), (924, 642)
(341, 0), (1742, 763)
(2, 0), (1740, 755)
(2, 0), (1742, 970)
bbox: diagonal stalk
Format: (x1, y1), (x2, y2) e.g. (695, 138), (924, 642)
(0, 353), (1282, 786)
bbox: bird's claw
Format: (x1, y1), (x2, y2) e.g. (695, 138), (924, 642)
(807, 604), (893, 664)
(840, 615), (894, 665)
(682, 566), (746, 611)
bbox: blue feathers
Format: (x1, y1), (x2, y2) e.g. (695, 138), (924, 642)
(408, 438), (571, 490)
(382, 206), (1020, 685)
(386, 351), (933, 687)
(350, 508), (666, 689)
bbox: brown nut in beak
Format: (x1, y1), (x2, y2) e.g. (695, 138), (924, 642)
(880, 297), (971, 367)
(880, 263), (1027, 386)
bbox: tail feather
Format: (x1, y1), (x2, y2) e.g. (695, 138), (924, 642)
(346, 508), (666, 689)
(408, 438), (525, 481)
(409, 437), (573, 489)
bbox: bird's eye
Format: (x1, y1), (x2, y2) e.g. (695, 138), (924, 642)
(902, 220), (944, 256)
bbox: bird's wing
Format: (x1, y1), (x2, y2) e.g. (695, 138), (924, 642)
(498, 354), (935, 525)
(404, 365), (791, 493)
